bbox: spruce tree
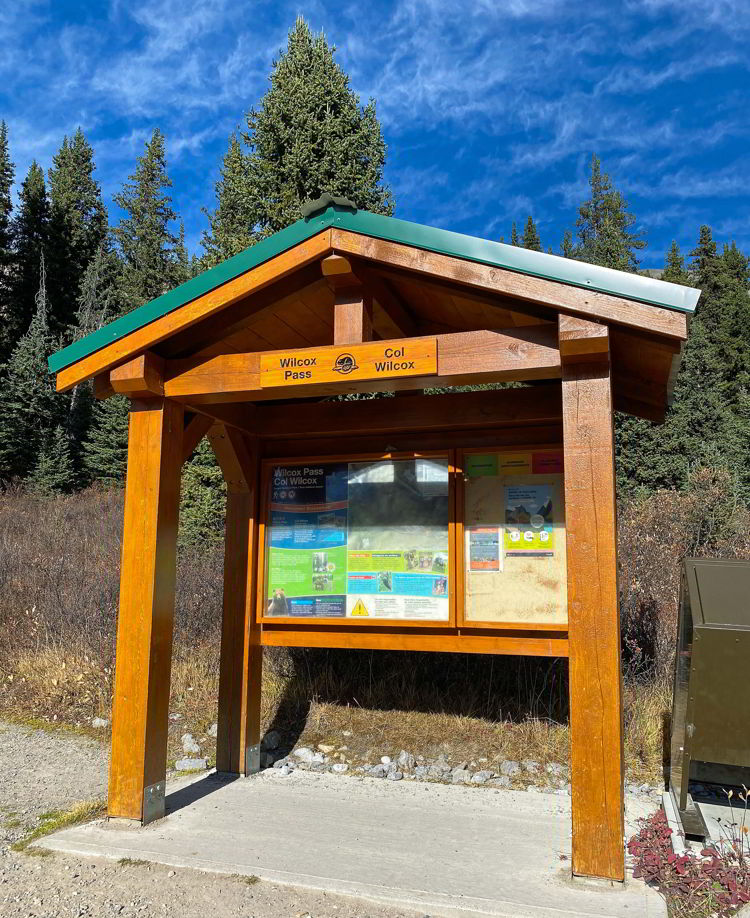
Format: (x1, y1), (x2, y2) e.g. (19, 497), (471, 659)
(0, 255), (64, 481)
(0, 121), (15, 361)
(67, 241), (123, 482)
(574, 155), (646, 271)
(201, 133), (253, 266)
(28, 425), (76, 495)
(522, 216), (541, 251)
(204, 17), (392, 250)
(662, 240), (690, 284)
(83, 395), (130, 485)
(8, 161), (49, 352)
(113, 128), (180, 312)
(47, 129), (108, 335)
(510, 221), (519, 246)
(179, 438), (227, 545)
(560, 228), (574, 258)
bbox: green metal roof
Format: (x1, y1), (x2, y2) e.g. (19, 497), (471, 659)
(48, 203), (700, 375)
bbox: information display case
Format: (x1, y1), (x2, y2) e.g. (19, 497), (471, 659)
(458, 447), (567, 627)
(259, 453), (454, 625)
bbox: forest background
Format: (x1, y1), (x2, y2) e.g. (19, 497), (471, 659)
(1, 19), (749, 781)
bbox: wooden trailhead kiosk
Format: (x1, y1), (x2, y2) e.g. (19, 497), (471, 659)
(49, 196), (699, 882)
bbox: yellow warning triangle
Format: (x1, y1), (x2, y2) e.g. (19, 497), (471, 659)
(351, 598), (369, 616)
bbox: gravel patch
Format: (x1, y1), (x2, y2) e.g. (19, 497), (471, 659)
(0, 721), (420, 918)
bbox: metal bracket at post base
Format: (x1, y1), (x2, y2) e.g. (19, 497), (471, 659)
(245, 743), (261, 775)
(143, 781), (165, 825)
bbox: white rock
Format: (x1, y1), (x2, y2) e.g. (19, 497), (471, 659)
(397, 750), (415, 769)
(207, 723), (218, 738)
(181, 734), (200, 755)
(175, 757), (206, 771)
(342, 730), (353, 737)
(380, 755), (392, 765)
(91, 717), (109, 729)
(331, 763), (348, 773)
(318, 743), (336, 754)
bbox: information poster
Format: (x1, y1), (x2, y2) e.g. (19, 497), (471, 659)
(266, 459), (450, 621)
(504, 484), (554, 557)
(462, 449), (567, 625)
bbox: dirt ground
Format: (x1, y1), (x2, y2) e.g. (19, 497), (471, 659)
(0, 721), (424, 918)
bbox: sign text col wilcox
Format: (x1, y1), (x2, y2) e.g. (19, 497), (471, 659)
(259, 338), (438, 388)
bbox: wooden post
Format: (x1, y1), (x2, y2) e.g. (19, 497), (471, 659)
(208, 425), (262, 775)
(108, 398), (184, 823)
(559, 314), (624, 881)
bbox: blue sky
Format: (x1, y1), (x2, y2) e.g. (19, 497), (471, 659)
(1, 0), (748, 268)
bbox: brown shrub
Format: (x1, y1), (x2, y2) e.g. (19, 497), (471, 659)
(618, 467), (750, 678)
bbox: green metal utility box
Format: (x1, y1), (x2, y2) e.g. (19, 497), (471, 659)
(670, 558), (750, 833)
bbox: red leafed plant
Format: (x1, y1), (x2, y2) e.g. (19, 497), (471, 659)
(628, 795), (750, 918)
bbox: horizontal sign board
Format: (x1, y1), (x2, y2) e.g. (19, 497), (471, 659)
(259, 338), (438, 388)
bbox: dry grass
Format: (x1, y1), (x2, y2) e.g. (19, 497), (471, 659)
(2, 473), (745, 785)
(11, 800), (106, 852)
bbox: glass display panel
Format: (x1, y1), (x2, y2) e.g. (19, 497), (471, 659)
(265, 458), (450, 621)
(463, 449), (567, 624)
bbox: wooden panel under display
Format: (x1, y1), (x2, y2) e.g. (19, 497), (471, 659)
(457, 447), (568, 628)
(258, 451), (456, 627)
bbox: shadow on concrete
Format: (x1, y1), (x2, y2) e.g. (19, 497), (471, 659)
(166, 772), (240, 816)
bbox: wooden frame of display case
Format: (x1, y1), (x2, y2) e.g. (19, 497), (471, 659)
(256, 449), (459, 629)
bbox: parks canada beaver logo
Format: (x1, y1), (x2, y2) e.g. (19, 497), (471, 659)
(332, 353), (358, 375)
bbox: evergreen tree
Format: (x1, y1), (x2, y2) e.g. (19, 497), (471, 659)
(560, 228), (574, 258)
(28, 425), (76, 495)
(113, 128), (180, 312)
(510, 221), (519, 246)
(662, 240), (690, 285)
(47, 129), (108, 335)
(204, 17), (392, 249)
(574, 155), (646, 271)
(83, 394), (130, 485)
(522, 215), (541, 251)
(8, 161), (49, 352)
(0, 255), (64, 481)
(67, 241), (123, 482)
(85, 130), (183, 484)
(0, 121), (15, 361)
(179, 438), (227, 545)
(201, 133), (253, 266)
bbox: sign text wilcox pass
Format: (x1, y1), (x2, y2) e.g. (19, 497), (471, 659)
(259, 338), (438, 388)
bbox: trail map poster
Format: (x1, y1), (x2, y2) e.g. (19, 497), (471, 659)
(265, 458), (450, 621)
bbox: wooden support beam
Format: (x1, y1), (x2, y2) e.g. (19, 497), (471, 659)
(163, 327), (561, 402)
(208, 425), (262, 775)
(181, 412), (214, 462)
(93, 372), (115, 400)
(333, 287), (373, 345)
(355, 262), (417, 338)
(251, 386), (562, 440)
(559, 315), (624, 881)
(559, 314), (610, 363)
(110, 353), (164, 398)
(322, 253), (374, 345)
(108, 399), (183, 823)
(261, 626), (568, 657)
(331, 228), (688, 342)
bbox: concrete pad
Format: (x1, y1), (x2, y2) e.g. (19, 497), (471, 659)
(37, 770), (666, 918)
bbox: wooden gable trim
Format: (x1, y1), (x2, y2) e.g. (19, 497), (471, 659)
(330, 228), (689, 342)
(54, 230), (333, 393)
